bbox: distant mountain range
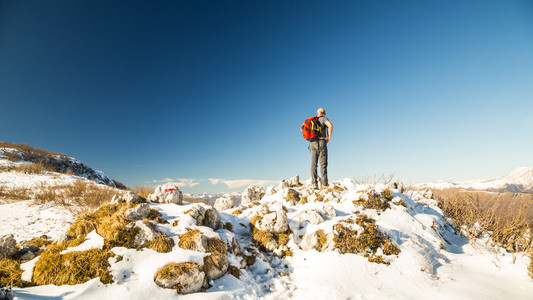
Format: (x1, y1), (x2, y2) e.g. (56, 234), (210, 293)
(421, 167), (533, 194)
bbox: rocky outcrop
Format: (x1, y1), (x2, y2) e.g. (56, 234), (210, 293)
(154, 262), (206, 294)
(288, 175), (300, 187)
(148, 184), (183, 205)
(241, 186), (264, 205)
(294, 210), (324, 225)
(323, 203), (337, 217)
(0, 234), (17, 258)
(132, 221), (159, 248)
(186, 205), (222, 231)
(214, 195), (234, 211)
(125, 203), (150, 220)
(254, 206), (288, 234)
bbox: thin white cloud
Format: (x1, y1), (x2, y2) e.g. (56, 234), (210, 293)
(208, 178), (221, 185)
(220, 179), (280, 189)
(156, 178), (200, 188)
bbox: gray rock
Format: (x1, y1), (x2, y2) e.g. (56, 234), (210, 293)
(294, 210), (324, 225)
(214, 196), (234, 211)
(255, 209), (288, 234)
(265, 185), (276, 196)
(125, 203), (150, 220)
(288, 175), (300, 187)
(204, 207), (222, 231)
(132, 221), (159, 248)
(276, 180), (289, 191)
(0, 234), (17, 258)
(20, 250), (36, 260)
(323, 203), (337, 217)
(148, 184), (183, 204)
(123, 191), (145, 204)
(179, 230), (208, 252)
(241, 186), (264, 205)
(187, 205), (222, 231)
(203, 238), (229, 281)
(154, 262), (205, 294)
(285, 188), (300, 205)
(299, 233), (319, 251)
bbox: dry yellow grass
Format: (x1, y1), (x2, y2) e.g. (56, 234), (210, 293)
(434, 188), (533, 272)
(133, 184), (154, 199)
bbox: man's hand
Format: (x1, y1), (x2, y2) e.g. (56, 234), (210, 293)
(325, 137), (331, 143)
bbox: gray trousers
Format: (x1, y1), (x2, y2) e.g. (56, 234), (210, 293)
(310, 139), (328, 187)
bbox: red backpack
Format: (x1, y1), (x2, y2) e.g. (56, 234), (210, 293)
(301, 116), (322, 141)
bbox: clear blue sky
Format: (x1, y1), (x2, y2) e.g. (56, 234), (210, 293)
(1, 1), (532, 193)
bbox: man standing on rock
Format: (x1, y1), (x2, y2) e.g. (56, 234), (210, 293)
(309, 107), (333, 189)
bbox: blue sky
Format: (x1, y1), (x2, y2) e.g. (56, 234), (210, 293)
(1, 1), (532, 193)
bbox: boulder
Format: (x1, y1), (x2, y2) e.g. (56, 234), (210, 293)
(154, 262), (206, 294)
(204, 207), (222, 231)
(203, 238), (229, 281)
(285, 188), (300, 205)
(123, 191), (145, 204)
(255, 209), (288, 234)
(288, 175), (300, 187)
(299, 233), (319, 251)
(294, 210), (324, 225)
(265, 185), (277, 196)
(323, 203), (337, 217)
(0, 234), (17, 258)
(214, 195), (234, 211)
(276, 180), (289, 191)
(241, 186), (264, 205)
(132, 221), (159, 248)
(125, 203), (150, 220)
(148, 184), (183, 205)
(178, 229), (208, 252)
(187, 205), (222, 231)
(110, 191), (144, 205)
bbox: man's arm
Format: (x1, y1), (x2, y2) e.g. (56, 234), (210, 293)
(325, 120), (333, 143)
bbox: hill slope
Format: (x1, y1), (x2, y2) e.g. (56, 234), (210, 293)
(1, 177), (533, 299)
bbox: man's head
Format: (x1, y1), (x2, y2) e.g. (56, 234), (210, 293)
(317, 108), (326, 117)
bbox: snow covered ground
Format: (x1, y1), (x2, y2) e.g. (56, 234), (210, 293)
(2, 177), (533, 299)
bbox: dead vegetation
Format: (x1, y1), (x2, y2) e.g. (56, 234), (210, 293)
(433, 188), (533, 277)
(0, 142), (122, 189)
(353, 189), (394, 211)
(333, 214), (400, 264)
(133, 185), (154, 199)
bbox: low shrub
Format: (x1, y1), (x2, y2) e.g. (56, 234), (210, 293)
(333, 214), (400, 264)
(148, 234), (175, 253)
(0, 258), (27, 288)
(146, 209), (168, 224)
(32, 247), (114, 286)
(353, 189), (392, 211)
(227, 265), (240, 279)
(133, 185), (154, 199)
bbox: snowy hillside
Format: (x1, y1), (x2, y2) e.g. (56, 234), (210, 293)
(2, 174), (533, 299)
(0, 144), (118, 188)
(420, 167), (533, 193)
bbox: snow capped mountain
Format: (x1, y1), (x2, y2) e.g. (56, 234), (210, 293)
(422, 167), (533, 193)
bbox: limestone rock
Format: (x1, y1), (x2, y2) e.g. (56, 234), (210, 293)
(148, 184), (183, 205)
(255, 209), (288, 234)
(178, 230), (208, 252)
(125, 203), (150, 220)
(132, 221), (159, 248)
(285, 188), (300, 205)
(294, 210), (324, 225)
(123, 191), (145, 204)
(323, 203), (337, 217)
(276, 180), (289, 191)
(154, 262), (206, 294)
(110, 191), (144, 205)
(265, 185), (276, 196)
(241, 186), (264, 205)
(203, 238), (229, 281)
(288, 175), (300, 187)
(299, 233), (319, 251)
(0, 234), (17, 258)
(187, 205), (222, 230)
(214, 195), (234, 211)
